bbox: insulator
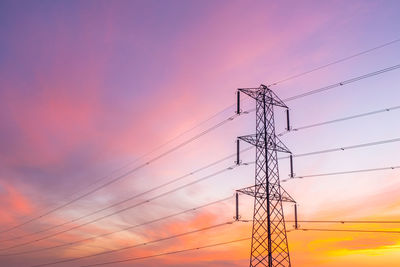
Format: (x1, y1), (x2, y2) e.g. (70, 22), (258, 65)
(290, 154), (294, 178)
(236, 139), (240, 165)
(237, 91), (241, 115)
(235, 192), (239, 221)
(286, 109), (291, 131)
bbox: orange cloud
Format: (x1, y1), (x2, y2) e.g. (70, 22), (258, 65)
(335, 237), (397, 251)
(0, 181), (33, 227)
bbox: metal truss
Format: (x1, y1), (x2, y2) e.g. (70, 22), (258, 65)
(237, 84), (294, 267)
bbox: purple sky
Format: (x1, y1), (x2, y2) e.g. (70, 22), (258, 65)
(1, 1), (400, 266)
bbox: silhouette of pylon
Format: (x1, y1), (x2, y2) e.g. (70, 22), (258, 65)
(236, 84), (295, 267)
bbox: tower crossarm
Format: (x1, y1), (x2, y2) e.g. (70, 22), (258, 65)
(238, 134), (291, 154)
(237, 184), (296, 203)
(238, 84), (288, 108)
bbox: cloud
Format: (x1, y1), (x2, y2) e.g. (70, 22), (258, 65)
(0, 181), (34, 227)
(335, 237), (397, 251)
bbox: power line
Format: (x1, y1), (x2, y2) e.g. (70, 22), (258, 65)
(78, 237), (250, 267)
(240, 148), (400, 187)
(0, 164), (240, 251)
(77, 231), (296, 267)
(283, 64), (400, 102)
(299, 228), (400, 234)
(8, 117), (398, 244)
(44, 103), (237, 220)
(240, 219), (400, 224)
(268, 37), (400, 86)
(0, 196), (233, 257)
(245, 64), (400, 116)
(11, 200), (400, 257)
(0, 146), (252, 243)
(49, 227), (400, 267)
(0, 111), (245, 235)
(293, 220), (400, 224)
(240, 137), (400, 163)
(282, 166), (400, 182)
(290, 138), (400, 158)
(278, 105), (400, 136)
(30, 221), (236, 267)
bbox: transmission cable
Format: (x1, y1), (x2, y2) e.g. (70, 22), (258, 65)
(282, 165), (400, 182)
(0, 196), (233, 257)
(9, 138), (400, 251)
(30, 220), (236, 267)
(0, 110), (247, 235)
(62, 225), (400, 267)
(0, 164), (240, 251)
(8, 115), (399, 243)
(245, 64), (400, 116)
(284, 64), (400, 102)
(240, 137), (400, 163)
(288, 138), (400, 159)
(239, 219), (400, 224)
(291, 220), (400, 224)
(268, 37), (400, 86)
(278, 105), (400, 136)
(0, 146), (252, 244)
(77, 237), (251, 267)
(299, 228), (400, 234)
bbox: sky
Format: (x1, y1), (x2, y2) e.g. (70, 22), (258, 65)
(0, 0), (400, 266)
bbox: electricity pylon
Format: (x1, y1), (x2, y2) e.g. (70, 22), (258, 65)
(236, 84), (295, 267)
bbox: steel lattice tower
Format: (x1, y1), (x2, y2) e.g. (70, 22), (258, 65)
(236, 84), (295, 267)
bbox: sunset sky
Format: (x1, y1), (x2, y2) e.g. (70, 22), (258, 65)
(1, 0), (400, 266)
